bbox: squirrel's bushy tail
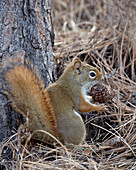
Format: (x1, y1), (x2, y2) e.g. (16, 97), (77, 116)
(4, 64), (59, 141)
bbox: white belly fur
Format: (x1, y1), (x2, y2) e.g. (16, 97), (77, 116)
(73, 109), (82, 120)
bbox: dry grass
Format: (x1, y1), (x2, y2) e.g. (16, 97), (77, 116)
(0, 0), (136, 169)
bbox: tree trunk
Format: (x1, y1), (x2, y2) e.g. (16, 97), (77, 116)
(0, 0), (55, 143)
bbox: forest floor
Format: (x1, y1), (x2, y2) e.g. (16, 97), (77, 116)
(1, 0), (136, 169)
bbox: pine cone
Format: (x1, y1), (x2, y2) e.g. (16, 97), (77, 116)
(90, 84), (115, 103)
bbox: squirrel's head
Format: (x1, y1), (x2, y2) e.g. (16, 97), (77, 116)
(62, 58), (103, 88)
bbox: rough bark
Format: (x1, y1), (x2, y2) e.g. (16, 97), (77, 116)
(0, 0), (55, 143)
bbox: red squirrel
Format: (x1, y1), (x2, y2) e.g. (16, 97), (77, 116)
(4, 57), (106, 145)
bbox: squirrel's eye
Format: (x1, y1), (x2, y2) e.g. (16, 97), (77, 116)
(89, 71), (96, 79)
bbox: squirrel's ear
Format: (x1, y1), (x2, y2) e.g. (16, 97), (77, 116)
(72, 58), (82, 75)
(73, 58), (82, 69)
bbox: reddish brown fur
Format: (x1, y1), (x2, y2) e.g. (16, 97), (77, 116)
(78, 91), (105, 113)
(5, 58), (106, 145)
(5, 65), (60, 142)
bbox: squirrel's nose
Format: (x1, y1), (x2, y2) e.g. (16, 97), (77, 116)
(101, 76), (104, 81)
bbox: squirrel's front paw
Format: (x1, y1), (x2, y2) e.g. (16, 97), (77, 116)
(96, 104), (107, 113)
